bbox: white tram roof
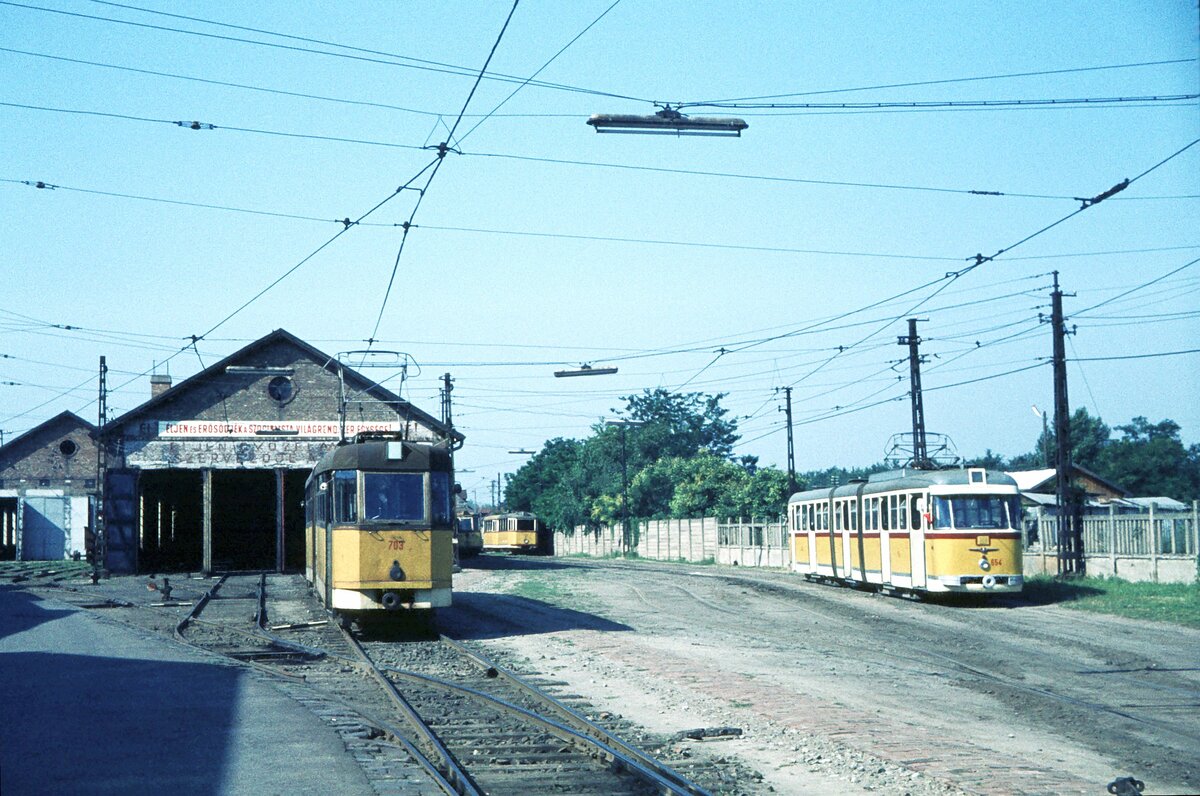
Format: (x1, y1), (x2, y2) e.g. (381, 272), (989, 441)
(789, 468), (1018, 503)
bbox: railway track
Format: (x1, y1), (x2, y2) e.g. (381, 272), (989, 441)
(170, 573), (719, 796)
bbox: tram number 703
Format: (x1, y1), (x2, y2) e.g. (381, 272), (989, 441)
(388, 539), (406, 551)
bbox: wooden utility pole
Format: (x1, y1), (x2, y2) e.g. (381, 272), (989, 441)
(1049, 271), (1084, 576)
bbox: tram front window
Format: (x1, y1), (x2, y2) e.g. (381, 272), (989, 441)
(364, 472), (425, 521)
(932, 495), (1021, 529)
(430, 471), (453, 526)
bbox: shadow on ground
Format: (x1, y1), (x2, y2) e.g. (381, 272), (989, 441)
(0, 649), (241, 795)
(440, 590), (632, 641)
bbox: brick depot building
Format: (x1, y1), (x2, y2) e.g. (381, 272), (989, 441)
(99, 329), (459, 574)
(0, 411), (100, 561)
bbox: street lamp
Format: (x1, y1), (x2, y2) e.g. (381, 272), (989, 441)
(587, 106), (748, 137)
(554, 364), (618, 378)
(605, 419), (645, 554)
(1032, 405), (1049, 468)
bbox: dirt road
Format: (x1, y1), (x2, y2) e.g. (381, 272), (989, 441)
(447, 555), (1200, 796)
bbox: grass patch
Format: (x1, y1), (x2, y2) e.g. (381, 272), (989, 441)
(503, 573), (576, 603)
(1022, 575), (1200, 628)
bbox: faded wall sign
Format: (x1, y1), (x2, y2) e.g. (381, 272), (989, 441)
(126, 439), (336, 469)
(141, 420), (402, 438)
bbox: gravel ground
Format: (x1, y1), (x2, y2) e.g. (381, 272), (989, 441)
(444, 554), (1200, 796)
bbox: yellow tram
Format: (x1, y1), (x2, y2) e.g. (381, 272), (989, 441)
(304, 434), (455, 615)
(481, 511), (546, 554)
(788, 467), (1023, 594)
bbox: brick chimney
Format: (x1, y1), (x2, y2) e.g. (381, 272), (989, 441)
(151, 372), (172, 398)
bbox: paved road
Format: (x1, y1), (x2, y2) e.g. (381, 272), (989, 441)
(0, 585), (374, 796)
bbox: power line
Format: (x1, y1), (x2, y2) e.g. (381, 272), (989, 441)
(365, 0), (521, 347)
(456, 0), (623, 144)
(689, 58), (1198, 104)
(1071, 257), (1200, 317)
(0, 100), (430, 151)
(1068, 348), (1200, 362)
(466, 150), (1085, 200)
(0, 1), (642, 102)
(688, 94), (1198, 112)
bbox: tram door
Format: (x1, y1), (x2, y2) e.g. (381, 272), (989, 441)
(909, 493), (928, 589)
(878, 496), (892, 584)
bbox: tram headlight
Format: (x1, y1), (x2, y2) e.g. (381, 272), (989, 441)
(978, 557), (991, 571)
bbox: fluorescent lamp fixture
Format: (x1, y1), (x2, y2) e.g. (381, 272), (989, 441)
(587, 107), (747, 137)
(554, 364), (618, 378)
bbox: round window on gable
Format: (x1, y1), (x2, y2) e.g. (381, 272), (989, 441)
(267, 375), (296, 405)
(59, 439), (78, 458)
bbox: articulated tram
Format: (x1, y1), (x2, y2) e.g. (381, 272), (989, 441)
(788, 467), (1023, 594)
(304, 434), (455, 616)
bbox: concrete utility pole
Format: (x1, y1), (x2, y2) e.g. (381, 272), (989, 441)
(778, 387), (797, 495)
(440, 372), (454, 429)
(92, 356), (108, 580)
(898, 318), (931, 469)
(1049, 271), (1085, 576)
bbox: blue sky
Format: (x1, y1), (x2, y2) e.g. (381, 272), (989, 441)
(2, 1), (1197, 501)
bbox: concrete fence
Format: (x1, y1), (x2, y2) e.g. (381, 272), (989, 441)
(1024, 502), (1200, 584)
(553, 503), (1200, 585)
(552, 517), (786, 567)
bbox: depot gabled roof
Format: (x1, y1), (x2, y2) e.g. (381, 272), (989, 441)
(103, 329), (462, 442)
(0, 411), (96, 464)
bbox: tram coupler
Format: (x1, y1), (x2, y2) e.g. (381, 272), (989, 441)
(1107, 776), (1145, 795)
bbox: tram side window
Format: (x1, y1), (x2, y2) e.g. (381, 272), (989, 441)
(889, 495), (899, 530)
(910, 494), (922, 530)
(880, 497), (889, 530)
(898, 495), (908, 530)
(430, 472), (452, 526)
(332, 470), (358, 523)
(932, 496), (949, 528)
(1006, 496), (1023, 528)
(516, 518), (536, 531)
(849, 499), (857, 531)
(868, 498), (877, 531)
(364, 472), (425, 521)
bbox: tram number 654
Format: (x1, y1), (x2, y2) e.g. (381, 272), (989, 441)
(990, 558), (1002, 567)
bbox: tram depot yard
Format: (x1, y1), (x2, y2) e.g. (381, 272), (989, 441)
(3, 556), (1198, 796)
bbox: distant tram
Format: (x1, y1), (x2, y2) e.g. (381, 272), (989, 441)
(788, 467), (1023, 594)
(455, 511), (483, 559)
(481, 512), (549, 554)
(304, 434), (455, 616)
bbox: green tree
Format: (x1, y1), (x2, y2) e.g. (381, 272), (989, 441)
(1096, 417), (1200, 501)
(619, 388), (739, 462)
(1008, 408), (1111, 471)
